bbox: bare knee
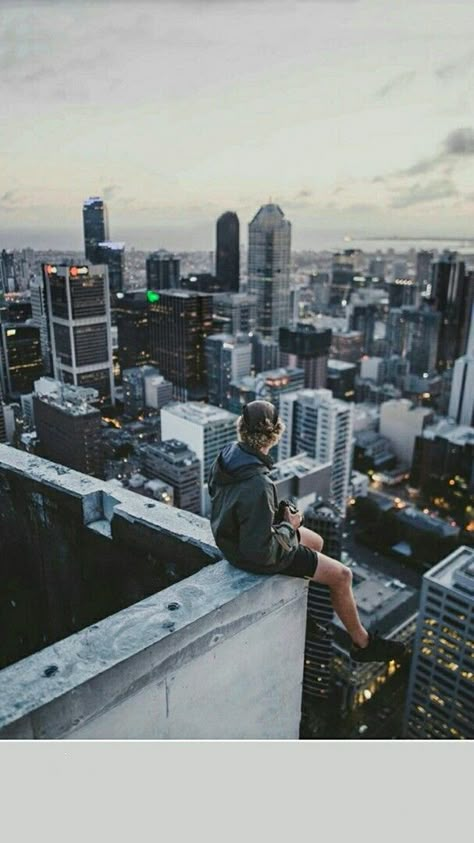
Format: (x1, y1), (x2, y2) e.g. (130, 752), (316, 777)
(335, 564), (352, 589)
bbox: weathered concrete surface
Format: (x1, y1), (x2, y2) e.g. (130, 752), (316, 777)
(0, 562), (308, 740)
(0, 445), (221, 670)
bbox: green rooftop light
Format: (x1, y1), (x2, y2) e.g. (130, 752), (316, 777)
(147, 290), (160, 303)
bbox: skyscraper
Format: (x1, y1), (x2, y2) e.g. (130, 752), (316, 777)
(42, 263), (114, 405)
(279, 323), (332, 389)
(146, 250), (180, 291)
(348, 299), (377, 354)
(430, 252), (473, 371)
(83, 197), (109, 264)
(248, 204), (291, 340)
(385, 306), (441, 376)
(30, 276), (52, 374)
(404, 546), (474, 740)
(278, 388), (354, 515)
(160, 402), (238, 515)
(448, 355), (474, 426)
(0, 323), (43, 399)
(98, 242), (125, 294)
(149, 290), (213, 401)
(216, 211), (240, 293)
(115, 291), (150, 372)
(205, 333), (252, 408)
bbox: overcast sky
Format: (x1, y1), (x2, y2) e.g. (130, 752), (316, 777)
(1, 0), (474, 250)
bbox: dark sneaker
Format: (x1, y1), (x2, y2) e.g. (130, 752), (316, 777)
(350, 631), (407, 663)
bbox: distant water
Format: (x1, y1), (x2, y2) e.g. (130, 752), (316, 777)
(293, 232), (474, 255)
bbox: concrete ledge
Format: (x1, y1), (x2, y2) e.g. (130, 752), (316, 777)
(0, 561), (309, 740)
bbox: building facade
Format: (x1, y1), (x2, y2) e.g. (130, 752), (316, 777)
(216, 212), (240, 293)
(248, 204), (291, 340)
(83, 197), (109, 264)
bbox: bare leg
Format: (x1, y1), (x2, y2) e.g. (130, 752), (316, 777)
(299, 527), (368, 648)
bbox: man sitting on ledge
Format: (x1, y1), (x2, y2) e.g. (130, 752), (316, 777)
(209, 399), (406, 663)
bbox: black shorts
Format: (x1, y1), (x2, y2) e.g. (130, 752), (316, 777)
(280, 544), (318, 579)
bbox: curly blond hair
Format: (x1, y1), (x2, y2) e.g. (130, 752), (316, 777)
(236, 413), (286, 451)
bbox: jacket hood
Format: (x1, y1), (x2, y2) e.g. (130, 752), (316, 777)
(208, 442), (272, 492)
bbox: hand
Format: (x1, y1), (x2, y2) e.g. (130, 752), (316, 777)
(283, 507), (302, 529)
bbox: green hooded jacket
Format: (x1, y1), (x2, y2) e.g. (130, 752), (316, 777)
(208, 440), (300, 574)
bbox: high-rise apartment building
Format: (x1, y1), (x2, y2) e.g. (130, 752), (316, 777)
(149, 291), (213, 401)
(42, 263), (114, 405)
(160, 402), (238, 515)
(33, 382), (103, 478)
(278, 388), (354, 515)
(248, 204), (291, 340)
(204, 333), (252, 407)
(146, 250), (180, 291)
(142, 439), (201, 514)
(348, 300), (377, 354)
(83, 197), (109, 264)
(448, 355), (474, 426)
(98, 242), (125, 294)
(0, 323), (43, 399)
(404, 546), (474, 740)
(279, 323), (332, 389)
(216, 211), (240, 293)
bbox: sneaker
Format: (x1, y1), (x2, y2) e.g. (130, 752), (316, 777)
(350, 631), (407, 663)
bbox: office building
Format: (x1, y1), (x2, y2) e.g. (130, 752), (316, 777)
(416, 250), (433, 295)
(216, 212), (240, 292)
(380, 398), (433, 469)
(42, 263), (114, 405)
(0, 323), (43, 400)
(142, 439), (201, 514)
(330, 330), (364, 364)
(302, 501), (342, 706)
(30, 276), (52, 373)
(212, 292), (257, 334)
(98, 242), (125, 294)
(279, 323), (332, 389)
(248, 203), (291, 340)
(348, 299), (377, 354)
(387, 278), (416, 309)
(252, 334), (280, 373)
(160, 402), (238, 515)
(326, 360), (356, 401)
(385, 306), (441, 376)
(430, 253), (473, 371)
(404, 546), (474, 739)
(448, 355), (474, 426)
(268, 455), (332, 511)
(278, 388), (354, 515)
(205, 333), (252, 407)
(149, 291), (213, 401)
(115, 291), (150, 373)
(146, 250), (180, 291)
(33, 381), (103, 478)
(144, 372), (173, 411)
(410, 418), (474, 519)
(0, 402), (16, 444)
(83, 197), (109, 264)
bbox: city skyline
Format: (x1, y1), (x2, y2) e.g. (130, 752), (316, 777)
(2, 0), (474, 250)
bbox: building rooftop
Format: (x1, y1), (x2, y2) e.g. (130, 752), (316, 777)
(98, 241), (125, 250)
(422, 418), (474, 446)
(162, 402), (237, 426)
(333, 560), (418, 633)
(83, 196), (103, 206)
(425, 546), (474, 595)
(328, 359), (356, 371)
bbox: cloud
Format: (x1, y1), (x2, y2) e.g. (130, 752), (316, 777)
(390, 179), (458, 208)
(435, 49), (474, 80)
(375, 70), (416, 99)
(443, 126), (474, 156)
(103, 184), (121, 200)
(296, 189), (313, 198)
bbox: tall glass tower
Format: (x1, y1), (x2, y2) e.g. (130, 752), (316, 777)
(82, 197), (109, 264)
(216, 212), (240, 292)
(248, 204), (291, 340)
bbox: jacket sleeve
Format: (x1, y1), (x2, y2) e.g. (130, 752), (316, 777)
(237, 480), (299, 570)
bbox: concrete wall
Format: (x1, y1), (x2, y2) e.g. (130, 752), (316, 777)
(0, 562), (308, 740)
(0, 445), (221, 670)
